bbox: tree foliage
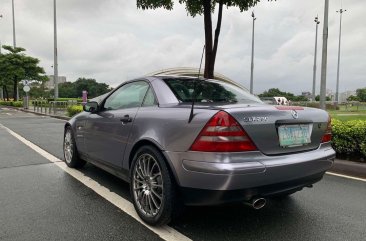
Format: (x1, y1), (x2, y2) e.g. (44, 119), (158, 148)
(315, 95), (331, 102)
(356, 88), (366, 102)
(346, 95), (359, 102)
(57, 78), (112, 98)
(258, 88), (310, 101)
(0, 45), (47, 100)
(137, 0), (273, 79)
(259, 88), (293, 100)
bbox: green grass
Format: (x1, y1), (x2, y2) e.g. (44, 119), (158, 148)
(331, 114), (366, 121)
(329, 110), (366, 121)
(328, 106), (366, 121)
(327, 103), (366, 121)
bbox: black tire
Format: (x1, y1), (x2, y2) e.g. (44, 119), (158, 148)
(63, 126), (86, 168)
(130, 145), (182, 226)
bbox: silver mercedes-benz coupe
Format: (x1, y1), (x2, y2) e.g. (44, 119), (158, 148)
(63, 76), (335, 225)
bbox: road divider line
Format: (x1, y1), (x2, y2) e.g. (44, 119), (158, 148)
(326, 172), (366, 182)
(0, 123), (192, 241)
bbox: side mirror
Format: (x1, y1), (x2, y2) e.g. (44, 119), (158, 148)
(83, 101), (99, 113)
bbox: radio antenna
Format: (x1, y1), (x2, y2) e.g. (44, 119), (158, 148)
(188, 44), (205, 123)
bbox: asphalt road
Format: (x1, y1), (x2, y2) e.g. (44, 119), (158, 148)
(0, 108), (365, 241)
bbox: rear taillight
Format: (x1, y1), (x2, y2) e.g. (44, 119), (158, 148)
(321, 116), (332, 143)
(190, 111), (257, 152)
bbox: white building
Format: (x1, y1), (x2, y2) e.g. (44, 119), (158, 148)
(45, 75), (67, 89)
(339, 91), (356, 103)
(326, 89), (334, 101)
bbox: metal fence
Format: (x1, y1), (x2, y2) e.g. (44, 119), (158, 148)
(338, 102), (366, 111)
(32, 100), (79, 116)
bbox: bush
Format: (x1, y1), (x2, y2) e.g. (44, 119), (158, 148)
(67, 105), (83, 117)
(331, 119), (366, 160)
(0, 101), (23, 107)
(12, 101), (23, 107)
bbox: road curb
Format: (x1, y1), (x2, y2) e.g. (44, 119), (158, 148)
(1, 106), (70, 121)
(330, 159), (366, 179)
(21, 108), (70, 121)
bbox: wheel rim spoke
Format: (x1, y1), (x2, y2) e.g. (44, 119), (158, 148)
(151, 183), (163, 188)
(138, 158), (146, 176)
(134, 179), (145, 184)
(133, 186), (144, 191)
(151, 173), (161, 180)
(136, 168), (144, 179)
(144, 156), (150, 177)
(150, 192), (159, 209)
(147, 194), (154, 214)
(151, 189), (162, 200)
(149, 162), (157, 176)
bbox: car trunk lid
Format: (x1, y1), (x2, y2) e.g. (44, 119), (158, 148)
(224, 105), (330, 155)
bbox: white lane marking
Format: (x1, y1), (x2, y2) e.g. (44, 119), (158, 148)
(326, 172), (366, 182)
(6, 113), (12, 116)
(0, 123), (191, 241)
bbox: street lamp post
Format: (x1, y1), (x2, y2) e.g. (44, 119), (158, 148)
(0, 14), (3, 55)
(250, 12), (256, 94)
(319, 0), (329, 110)
(312, 16), (320, 101)
(11, 0), (19, 100)
(335, 8), (346, 104)
(12, 0), (16, 48)
(0, 14), (2, 100)
(53, 0), (59, 99)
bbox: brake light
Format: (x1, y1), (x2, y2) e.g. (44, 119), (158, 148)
(190, 111), (257, 152)
(321, 116), (332, 143)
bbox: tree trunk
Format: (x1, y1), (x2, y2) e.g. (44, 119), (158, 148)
(13, 78), (17, 101)
(4, 85), (9, 101)
(203, 0), (224, 79)
(211, 1), (223, 78)
(203, 0), (213, 79)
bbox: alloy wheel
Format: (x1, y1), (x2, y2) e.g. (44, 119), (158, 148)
(64, 130), (73, 164)
(132, 153), (163, 217)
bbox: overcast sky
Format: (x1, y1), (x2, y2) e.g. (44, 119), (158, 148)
(0, 0), (365, 95)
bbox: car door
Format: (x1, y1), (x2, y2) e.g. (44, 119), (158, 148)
(84, 80), (150, 168)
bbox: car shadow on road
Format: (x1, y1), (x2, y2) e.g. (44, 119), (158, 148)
(78, 163), (132, 201)
(171, 198), (322, 241)
(77, 163), (326, 241)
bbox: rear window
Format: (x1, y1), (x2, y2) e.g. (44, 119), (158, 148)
(164, 78), (262, 104)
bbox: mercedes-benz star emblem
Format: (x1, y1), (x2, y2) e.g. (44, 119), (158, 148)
(291, 110), (298, 119)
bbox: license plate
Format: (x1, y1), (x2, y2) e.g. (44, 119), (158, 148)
(278, 124), (312, 147)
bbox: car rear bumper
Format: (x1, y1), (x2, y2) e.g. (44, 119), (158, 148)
(180, 172), (324, 205)
(164, 143), (335, 204)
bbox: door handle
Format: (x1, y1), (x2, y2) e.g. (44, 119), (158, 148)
(120, 115), (133, 124)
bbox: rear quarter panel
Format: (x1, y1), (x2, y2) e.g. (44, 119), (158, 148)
(122, 106), (218, 169)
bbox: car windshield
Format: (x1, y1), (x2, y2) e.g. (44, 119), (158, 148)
(164, 78), (262, 104)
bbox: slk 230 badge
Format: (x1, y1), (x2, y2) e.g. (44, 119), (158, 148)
(243, 116), (268, 122)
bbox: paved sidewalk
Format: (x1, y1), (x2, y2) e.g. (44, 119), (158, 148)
(4, 106), (70, 120)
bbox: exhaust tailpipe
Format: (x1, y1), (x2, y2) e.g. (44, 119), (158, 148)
(244, 198), (267, 210)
